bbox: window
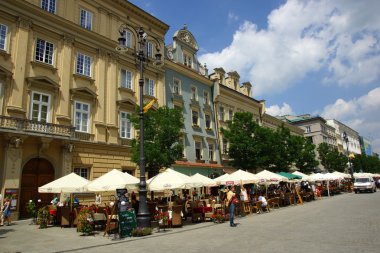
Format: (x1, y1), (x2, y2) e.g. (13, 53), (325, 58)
(120, 112), (132, 139)
(35, 38), (54, 65)
(173, 79), (180, 95)
(305, 126), (311, 133)
(31, 92), (50, 122)
(191, 86), (197, 100)
(76, 53), (92, 77)
(219, 106), (224, 121)
(0, 24), (8, 51)
(75, 101), (90, 132)
(223, 138), (228, 154)
(204, 91), (209, 105)
(120, 69), (132, 89)
(80, 9), (92, 30)
(74, 168), (89, 179)
(146, 41), (153, 58)
(183, 53), (192, 68)
(208, 143), (214, 161)
(145, 78), (155, 96)
(229, 110), (233, 121)
(195, 141), (202, 160)
(41, 0), (56, 13)
(123, 30), (132, 48)
(205, 114), (211, 129)
(192, 110), (199, 126)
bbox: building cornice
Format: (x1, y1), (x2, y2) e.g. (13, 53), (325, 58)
(165, 60), (213, 87)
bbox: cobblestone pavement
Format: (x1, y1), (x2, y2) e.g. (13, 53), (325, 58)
(1, 191), (379, 253)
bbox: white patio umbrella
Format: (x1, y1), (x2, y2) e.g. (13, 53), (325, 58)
(190, 173), (217, 187)
(147, 168), (203, 191)
(255, 170), (288, 184)
(38, 172), (90, 193)
(331, 171), (351, 179)
(219, 169), (261, 185)
(85, 169), (139, 192)
(213, 173), (230, 185)
(292, 171), (313, 181)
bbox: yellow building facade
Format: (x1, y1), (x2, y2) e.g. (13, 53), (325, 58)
(0, 0), (168, 219)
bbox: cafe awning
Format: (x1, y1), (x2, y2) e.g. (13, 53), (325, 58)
(278, 172), (302, 180)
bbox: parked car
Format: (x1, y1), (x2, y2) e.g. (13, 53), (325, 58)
(354, 177), (377, 193)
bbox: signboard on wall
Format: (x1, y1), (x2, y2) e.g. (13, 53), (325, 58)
(4, 189), (19, 211)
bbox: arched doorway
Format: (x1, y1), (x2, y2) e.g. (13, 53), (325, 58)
(19, 158), (54, 219)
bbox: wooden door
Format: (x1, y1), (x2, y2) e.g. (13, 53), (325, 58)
(20, 158), (54, 219)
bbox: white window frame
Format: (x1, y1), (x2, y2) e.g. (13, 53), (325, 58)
(41, 0), (56, 14)
(204, 91), (209, 105)
(74, 101), (90, 133)
(192, 110), (199, 126)
(305, 126), (311, 133)
(123, 30), (133, 48)
(208, 143), (214, 161)
(205, 114), (211, 129)
(183, 53), (192, 68)
(219, 106), (225, 121)
(195, 141), (202, 160)
(0, 23), (8, 51)
(120, 111), (133, 139)
(76, 52), (92, 77)
(35, 38), (54, 65)
(146, 41), (153, 58)
(173, 79), (181, 95)
(145, 78), (155, 97)
(80, 9), (93, 30)
(74, 167), (89, 179)
(30, 91), (51, 123)
(191, 86), (197, 101)
(120, 69), (133, 90)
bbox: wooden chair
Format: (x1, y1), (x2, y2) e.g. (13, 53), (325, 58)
(272, 197), (280, 209)
(104, 205), (118, 237)
(171, 205), (183, 227)
(253, 201), (263, 214)
(243, 201), (252, 214)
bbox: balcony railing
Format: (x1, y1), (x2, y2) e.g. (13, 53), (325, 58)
(0, 115), (75, 139)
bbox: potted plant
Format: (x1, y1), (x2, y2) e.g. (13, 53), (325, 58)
(211, 212), (225, 223)
(26, 200), (36, 222)
(154, 210), (169, 231)
(77, 206), (95, 235)
(37, 205), (50, 229)
(131, 227), (153, 237)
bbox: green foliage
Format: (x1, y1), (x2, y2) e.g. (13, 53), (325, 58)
(37, 206), (50, 229)
(222, 112), (318, 173)
(351, 154), (380, 173)
(317, 143), (347, 172)
(131, 227), (153, 237)
(130, 106), (184, 176)
(26, 201), (36, 218)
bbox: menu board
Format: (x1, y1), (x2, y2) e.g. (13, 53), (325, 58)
(4, 189), (18, 211)
(118, 209), (137, 237)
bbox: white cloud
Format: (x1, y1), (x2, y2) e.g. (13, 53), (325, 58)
(228, 11), (239, 22)
(199, 0), (380, 97)
(266, 103), (295, 116)
(321, 87), (380, 153)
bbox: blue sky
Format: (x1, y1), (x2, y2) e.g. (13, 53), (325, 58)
(130, 0), (380, 153)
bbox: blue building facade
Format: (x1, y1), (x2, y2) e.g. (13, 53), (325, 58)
(164, 25), (223, 177)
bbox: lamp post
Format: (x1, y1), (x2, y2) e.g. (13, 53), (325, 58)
(342, 131), (354, 181)
(117, 24), (162, 228)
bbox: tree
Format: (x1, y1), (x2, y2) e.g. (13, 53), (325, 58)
(270, 124), (293, 172)
(221, 112), (260, 172)
(317, 143), (347, 172)
(292, 136), (319, 174)
(130, 106), (184, 177)
(352, 154), (380, 173)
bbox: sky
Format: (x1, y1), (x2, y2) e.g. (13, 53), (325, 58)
(129, 0), (380, 154)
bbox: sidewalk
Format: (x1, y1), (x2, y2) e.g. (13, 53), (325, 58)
(0, 216), (225, 253)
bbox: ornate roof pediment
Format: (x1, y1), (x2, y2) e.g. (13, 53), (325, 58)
(173, 25), (198, 51)
(26, 76), (60, 92)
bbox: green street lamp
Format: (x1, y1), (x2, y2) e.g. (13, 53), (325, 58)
(342, 131), (354, 181)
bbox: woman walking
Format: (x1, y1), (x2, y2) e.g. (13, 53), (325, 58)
(1, 198), (12, 226)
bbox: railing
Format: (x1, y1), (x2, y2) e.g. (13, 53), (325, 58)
(0, 115), (75, 138)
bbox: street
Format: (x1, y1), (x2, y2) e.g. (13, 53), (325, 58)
(1, 192), (380, 253)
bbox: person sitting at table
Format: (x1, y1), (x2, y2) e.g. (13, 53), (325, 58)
(73, 195), (80, 206)
(240, 186), (249, 202)
(95, 193), (102, 206)
(257, 192), (268, 213)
